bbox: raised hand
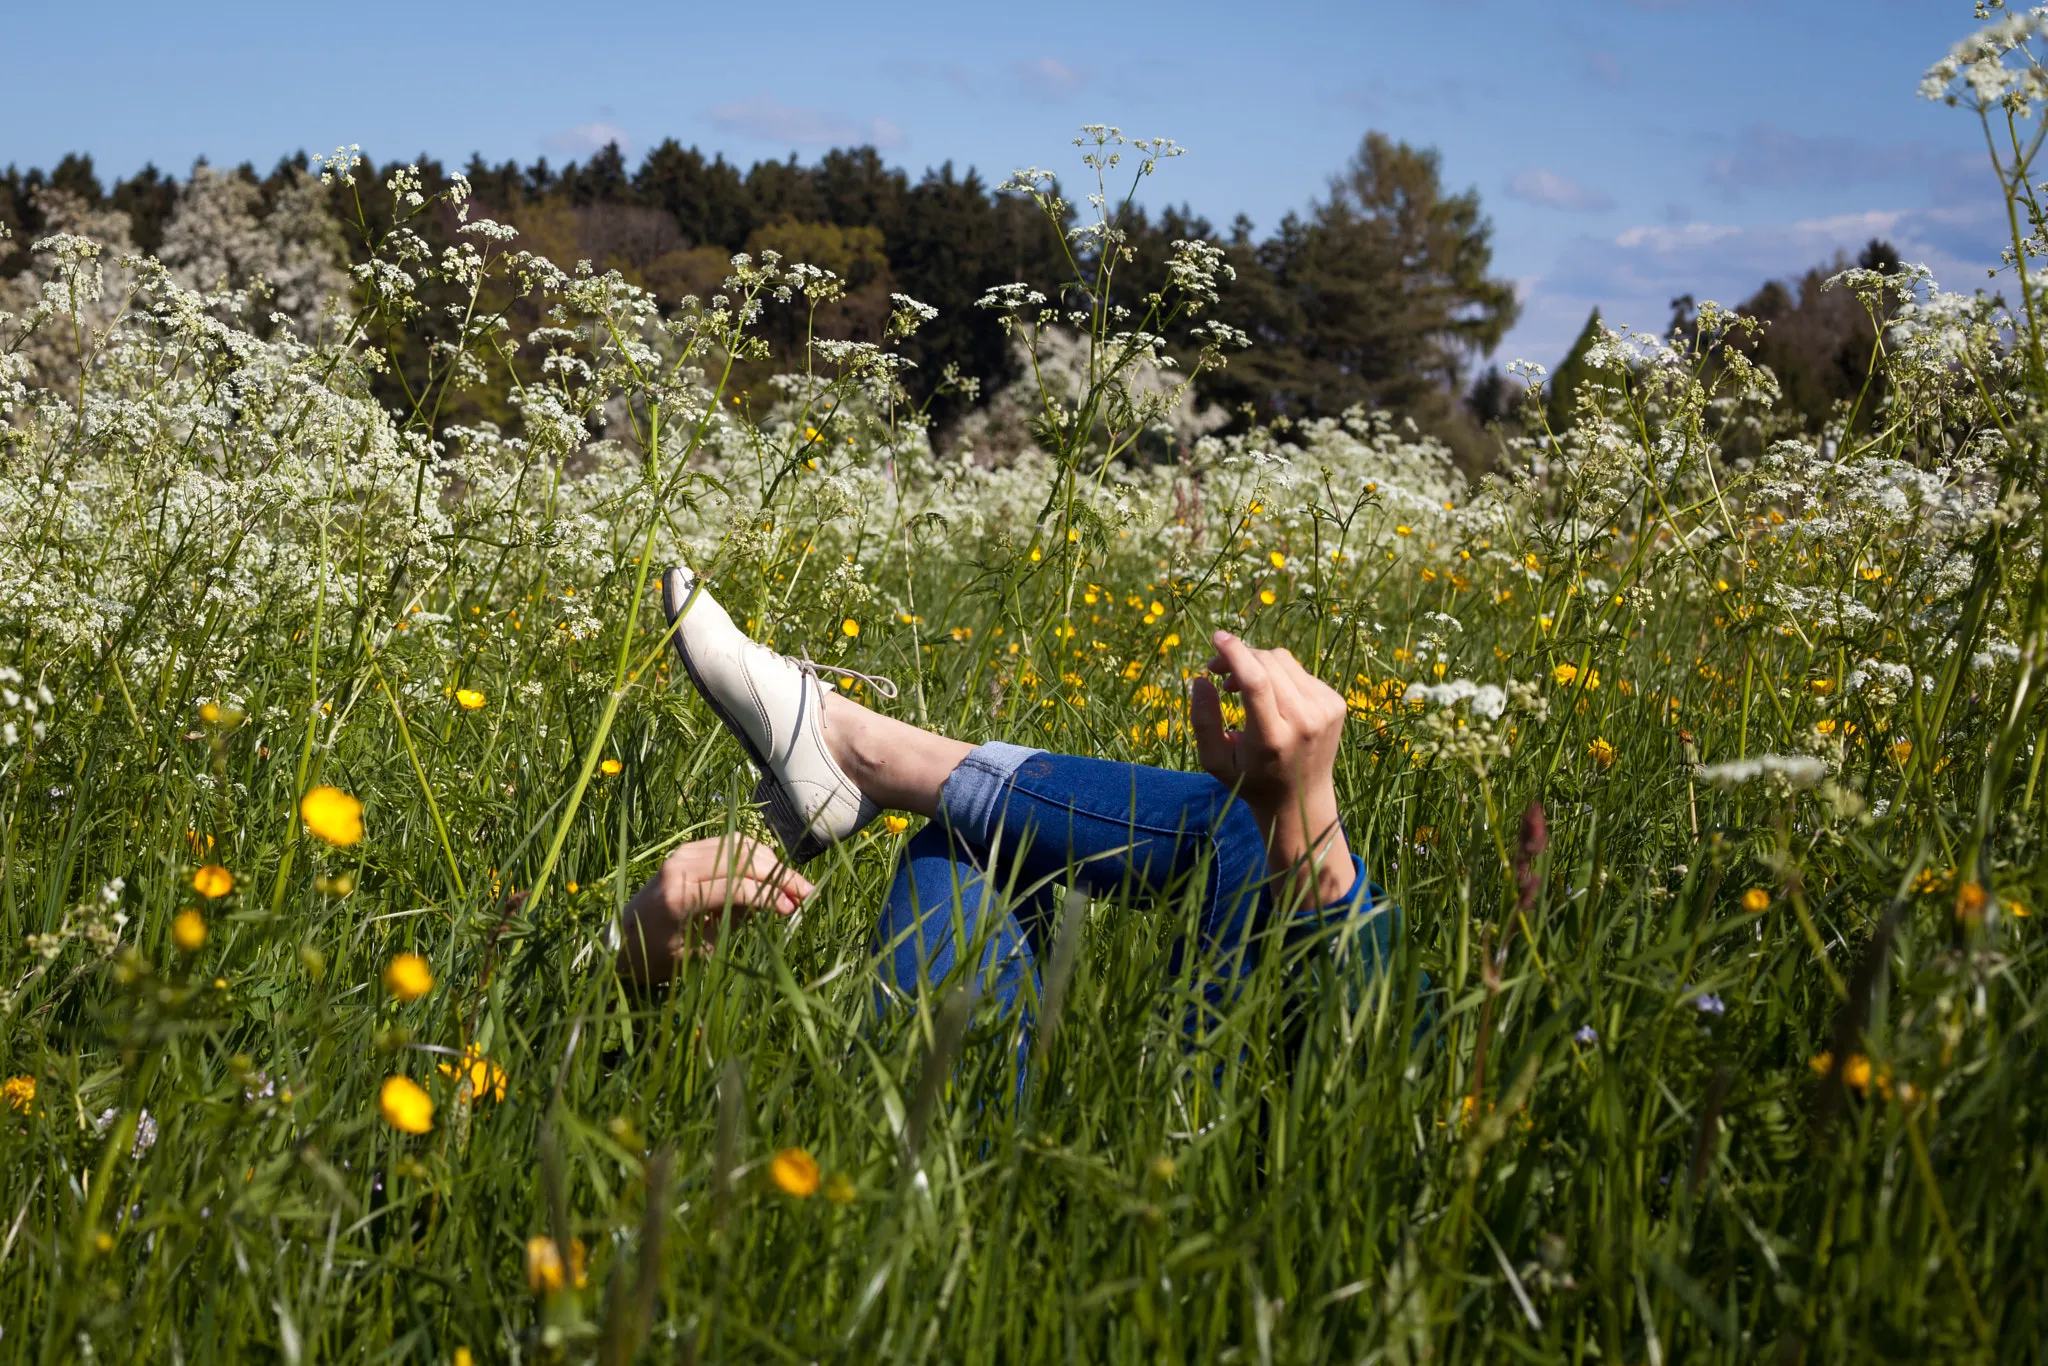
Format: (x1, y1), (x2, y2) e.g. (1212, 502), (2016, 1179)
(1190, 630), (1356, 906)
(616, 836), (814, 986)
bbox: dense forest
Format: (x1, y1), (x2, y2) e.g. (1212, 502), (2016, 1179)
(1, 138), (1899, 460)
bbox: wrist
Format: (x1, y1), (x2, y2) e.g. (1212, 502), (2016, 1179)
(1252, 783), (1355, 905)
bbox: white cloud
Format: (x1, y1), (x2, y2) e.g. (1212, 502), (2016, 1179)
(1507, 169), (1615, 213)
(1013, 57), (1090, 99)
(701, 98), (905, 150)
(1705, 124), (1935, 200)
(541, 122), (633, 158)
(1503, 202), (2004, 366)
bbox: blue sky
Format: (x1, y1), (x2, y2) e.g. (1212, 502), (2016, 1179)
(3, 0), (2007, 368)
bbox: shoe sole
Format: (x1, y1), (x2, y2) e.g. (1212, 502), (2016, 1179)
(661, 569), (830, 863)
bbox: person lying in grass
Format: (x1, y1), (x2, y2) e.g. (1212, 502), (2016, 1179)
(615, 563), (1387, 1025)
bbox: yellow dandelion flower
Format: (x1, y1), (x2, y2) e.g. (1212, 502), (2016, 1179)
(599, 758), (623, 776)
(383, 952), (434, 1002)
(882, 814), (910, 835)
(770, 1147), (822, 1198)
(379, 1076), (434, 1134)
(1741, 887), (1770, 913)
(1587, 737), (1616, 768)
(455, 688), (486, 710)
(841, 618), (860, 638)
(192, 864), (234, 899)
(3, 1075), (33, 1114)
(439, 1045), (507, 1104)
(300, 785), (364, 847)
(172, 909), (208, 952)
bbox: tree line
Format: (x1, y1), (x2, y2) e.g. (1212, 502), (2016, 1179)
(2, 139), (1902, 459)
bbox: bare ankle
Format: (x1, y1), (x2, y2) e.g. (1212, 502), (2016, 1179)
(819, 692), (968, 816)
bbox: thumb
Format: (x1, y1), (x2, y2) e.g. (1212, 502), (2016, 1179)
(1190, 675), (1234, 779)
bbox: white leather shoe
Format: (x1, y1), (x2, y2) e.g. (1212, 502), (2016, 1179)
(661, 565), (885, 863)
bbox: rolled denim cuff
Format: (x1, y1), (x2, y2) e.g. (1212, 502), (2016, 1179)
(934, 741), (1044, 845)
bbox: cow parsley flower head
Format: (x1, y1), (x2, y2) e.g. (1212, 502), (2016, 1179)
(1695, 754), (1830, 791)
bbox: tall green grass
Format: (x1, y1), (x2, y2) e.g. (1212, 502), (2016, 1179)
(6, 37), (2048, 1360)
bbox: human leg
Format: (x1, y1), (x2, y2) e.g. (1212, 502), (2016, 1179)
(871, 824), (1055, 1022)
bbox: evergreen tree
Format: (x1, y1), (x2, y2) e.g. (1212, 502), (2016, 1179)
(1203, 132), (1519, 434)
(109, 164), (179, 255)
(1546, 307), (1604, 434)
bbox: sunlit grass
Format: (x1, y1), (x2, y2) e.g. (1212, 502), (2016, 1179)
(7, 42), (2048, 1359)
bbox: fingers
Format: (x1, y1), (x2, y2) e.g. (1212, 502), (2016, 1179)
(693, 871), (807, 916)
(1209, 630), (1285, 736)
(1261, 648), (1311, 724)
(1190, 674), (1235, 779)
(659, 837), (814, 919)
(736, 839), (813, 900)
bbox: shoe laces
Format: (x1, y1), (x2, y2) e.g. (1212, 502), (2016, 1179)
(795, 647), (900, 701)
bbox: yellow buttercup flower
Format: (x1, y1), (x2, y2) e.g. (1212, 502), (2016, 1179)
(842, 618), (860, 638)
(770, 1146), (822, 1198)
(1741, 887), (1770, 913)
(300, 785), (364, 846)
(192, 864), (234, 899)
(455, 688), (486, 710)
(525, 1236), (564, 1293)
(172, 909), (208, 952)
(1259, 589), (1276, 606)
(379, 1076), (433, 1134)
(882, 814), (910, 835)
(599, 757), (622, 776)
(2, 1075), (33, 1114)
(1957, 881), (1989, 923)
(439, 1045), (507, 1104)
(383, 953), (434, 1002)
(1551, 663), (1578, 687)
(1267, 550), (1286, 569)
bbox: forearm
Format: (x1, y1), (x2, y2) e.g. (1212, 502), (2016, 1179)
(1252, 781), (1356, 906)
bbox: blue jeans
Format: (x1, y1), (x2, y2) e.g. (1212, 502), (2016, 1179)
(869, 743), (1389, 1032)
